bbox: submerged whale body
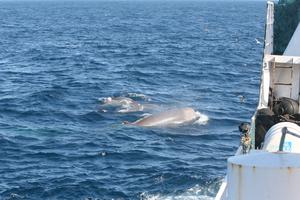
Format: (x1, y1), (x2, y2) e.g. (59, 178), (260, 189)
(100, 97), (143, 113)
(100, 96), (161, 113)
(101, 97), (136, 107)
(126, 107), (200, 127)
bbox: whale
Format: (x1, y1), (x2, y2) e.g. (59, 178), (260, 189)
(100, 97), (162, 113)
(124, 107), (200, 127)
(100, 97), (143, 113)
(101, 97), (136, 107)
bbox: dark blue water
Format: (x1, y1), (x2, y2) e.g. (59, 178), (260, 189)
(0, 1), (265, 199)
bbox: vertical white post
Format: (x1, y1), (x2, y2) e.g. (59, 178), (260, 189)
(264, 1), (274, 55)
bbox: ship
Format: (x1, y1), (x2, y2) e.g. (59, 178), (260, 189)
(215, 0), (300, 199)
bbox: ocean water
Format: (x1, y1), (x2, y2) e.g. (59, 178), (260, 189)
(0, 1), (265, 199)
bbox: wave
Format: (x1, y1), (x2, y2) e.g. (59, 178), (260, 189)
(140, 184), (215, 200)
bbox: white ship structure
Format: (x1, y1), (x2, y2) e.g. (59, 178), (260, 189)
(215, 1), (300, 199)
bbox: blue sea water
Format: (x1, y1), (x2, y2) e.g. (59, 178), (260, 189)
(0, 1), (265, 199)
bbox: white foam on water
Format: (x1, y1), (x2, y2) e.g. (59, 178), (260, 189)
(194, 112), (209, 125)
(140, 184), (214, 200)
(141, 194), (213, 200)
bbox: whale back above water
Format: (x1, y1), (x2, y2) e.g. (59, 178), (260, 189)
(131, 107), (200, 127)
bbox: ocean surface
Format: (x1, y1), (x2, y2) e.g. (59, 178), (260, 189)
(0, 1), (265, 199)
